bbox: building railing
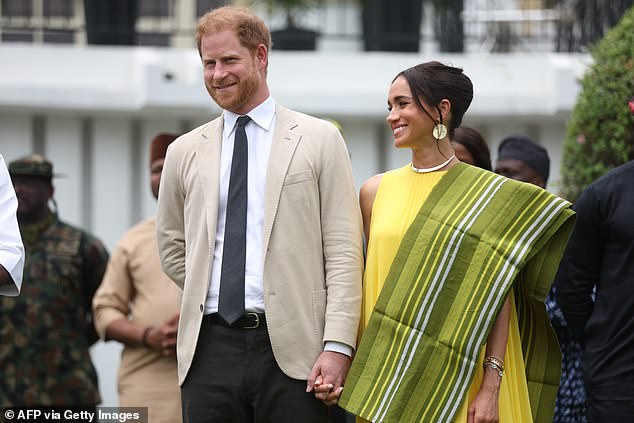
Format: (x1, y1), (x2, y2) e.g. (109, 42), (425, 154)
(0, 0), (627, 52)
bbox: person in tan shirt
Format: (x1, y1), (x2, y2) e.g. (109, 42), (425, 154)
(93, 133), (182, 423)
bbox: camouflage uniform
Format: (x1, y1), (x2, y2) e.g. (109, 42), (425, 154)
(0, 156), (108, 406)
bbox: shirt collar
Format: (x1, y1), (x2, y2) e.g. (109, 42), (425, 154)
(223, 96), (276, 138)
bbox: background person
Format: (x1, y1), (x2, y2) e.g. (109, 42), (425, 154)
(557, 160), (634, 422)
(93, 133), (182, 423)
(0, 153), (24, 296)
(452, 126), (492, 170)
(156, 6), (363, 422)
(494, 135), (549, 188)
(494, 134), (587, 422)
(0, 154), (108, 407)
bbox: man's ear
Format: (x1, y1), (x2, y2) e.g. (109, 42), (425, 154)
(255, 43), (268, 70)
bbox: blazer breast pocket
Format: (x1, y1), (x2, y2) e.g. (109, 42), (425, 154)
(283, 170), (313, 186)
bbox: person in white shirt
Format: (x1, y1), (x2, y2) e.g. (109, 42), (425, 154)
(0, 154), (24, 296)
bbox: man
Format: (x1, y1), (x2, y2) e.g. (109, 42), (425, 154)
(93, 133), (182, 422)
(0, 154), (24, 296)
(494, 134), (550, 188)
(495, 135), (586, 422)
(156, 6), (363, 422)
(0, 154), (108, 407)
(557, 160), (634, 422)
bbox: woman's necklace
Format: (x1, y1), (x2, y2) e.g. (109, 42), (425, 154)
(411, 154), (456, 173)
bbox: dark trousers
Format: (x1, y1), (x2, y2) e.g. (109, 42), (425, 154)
(181, 315), (328, 423)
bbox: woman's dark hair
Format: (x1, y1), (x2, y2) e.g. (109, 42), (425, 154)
(452, 126), (492, 171)
(395, 61), (473, 138)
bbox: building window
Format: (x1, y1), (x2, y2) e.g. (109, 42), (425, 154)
(139, 0), (169, 17)
(43, 29), (74, 43)
(197, 0), (227, 17)
(2, 30), (34, 42)
(2, 0), (33, 17)
(137, 32), (170, 46)
(43, 0), (74, 17)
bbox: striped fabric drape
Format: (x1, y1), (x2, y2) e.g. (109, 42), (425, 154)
(340, 164), (575, 423)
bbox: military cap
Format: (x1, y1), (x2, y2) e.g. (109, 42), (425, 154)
(8, 154), (54, 180)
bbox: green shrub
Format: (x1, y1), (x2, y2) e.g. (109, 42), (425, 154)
(560, 5), (634, 202)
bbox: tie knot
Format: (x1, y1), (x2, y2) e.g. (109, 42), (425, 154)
(236, 115), (251, 128)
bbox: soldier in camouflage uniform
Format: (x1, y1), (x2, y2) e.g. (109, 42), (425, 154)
(0, 154), (108, 407)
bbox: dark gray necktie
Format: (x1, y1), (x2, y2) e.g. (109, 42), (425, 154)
(218, 115), (251, 325)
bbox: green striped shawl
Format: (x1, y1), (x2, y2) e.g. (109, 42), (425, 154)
(339, 164), (575, 423)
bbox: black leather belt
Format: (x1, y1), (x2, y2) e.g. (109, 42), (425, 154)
(205, 312), (266, 329)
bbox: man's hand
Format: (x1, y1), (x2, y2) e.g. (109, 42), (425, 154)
(145, 312), (179, 356)
(306, 351), (351, 405)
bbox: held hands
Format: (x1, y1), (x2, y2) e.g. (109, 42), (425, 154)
(306, 351), (351, 406)
(143, 312), (179, 356)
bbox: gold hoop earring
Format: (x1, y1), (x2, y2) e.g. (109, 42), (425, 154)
(433, 123), (448, 141)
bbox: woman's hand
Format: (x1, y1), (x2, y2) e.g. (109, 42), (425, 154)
(467, 381), (500, 423)
(468, 294), (510, 422)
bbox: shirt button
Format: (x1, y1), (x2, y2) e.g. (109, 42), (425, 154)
(200, 304), (204, 312)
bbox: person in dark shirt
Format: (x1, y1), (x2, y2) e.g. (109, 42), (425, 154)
(556, 160), (634, 423)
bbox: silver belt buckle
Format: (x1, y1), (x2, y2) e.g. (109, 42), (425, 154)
(244, 312), (260, 329)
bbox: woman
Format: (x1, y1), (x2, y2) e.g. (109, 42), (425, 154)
(339, 62), (575, 423)
(452, 126), (492, 171)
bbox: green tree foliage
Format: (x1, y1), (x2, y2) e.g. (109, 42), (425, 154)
(560, 5), (634, 201)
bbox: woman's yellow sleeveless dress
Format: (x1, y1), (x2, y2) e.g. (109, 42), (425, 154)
(359, 164), (533, 422)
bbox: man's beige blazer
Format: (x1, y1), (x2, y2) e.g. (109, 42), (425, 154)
(156, 105), (363, 385)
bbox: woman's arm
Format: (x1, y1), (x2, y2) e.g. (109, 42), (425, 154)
(359, 173), (383, 251)
(468, 295), (510, 423)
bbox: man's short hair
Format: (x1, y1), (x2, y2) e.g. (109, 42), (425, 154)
(497, 135), (550, 183)
(195, 6), (271, 56)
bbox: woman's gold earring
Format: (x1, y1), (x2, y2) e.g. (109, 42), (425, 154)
(433, 123), (448, 141)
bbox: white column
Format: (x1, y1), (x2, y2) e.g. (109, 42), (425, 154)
(540, 119), (568, 193)
(344, 119), (385, 190)
(45, 116), (84, 227)
(91, 117), (134, 250)
(0, 115), (33, 160)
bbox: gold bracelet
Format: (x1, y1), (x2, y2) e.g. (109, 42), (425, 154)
(483, 361), (504, 377)
(484, 356), (505, 371)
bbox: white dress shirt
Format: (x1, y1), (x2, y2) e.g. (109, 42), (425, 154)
(204, 97), (351, 356)
(0, 154), (25, 296)
(206, 96), (276, 314)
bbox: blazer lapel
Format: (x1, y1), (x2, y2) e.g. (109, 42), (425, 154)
(195, 117), (223, 251)
(263, 106), (300, 256)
